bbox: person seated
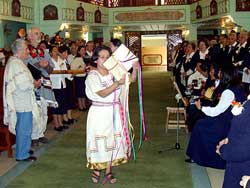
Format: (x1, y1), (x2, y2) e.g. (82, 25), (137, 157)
(185, 70), (245, 169)
(187, 61), (208, 100)
(216, 98), (250, 188)
(199, 65), (223, 106)
(186, 64), (217, 132)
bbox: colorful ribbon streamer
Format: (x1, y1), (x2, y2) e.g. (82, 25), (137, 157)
(137, 65), (147, 150)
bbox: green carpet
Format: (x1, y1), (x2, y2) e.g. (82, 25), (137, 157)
(7, 71), (193, 188)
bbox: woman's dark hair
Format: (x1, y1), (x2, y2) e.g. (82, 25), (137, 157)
(198, 39), (209, 48)
(90, 45), (112, 67)
(58, 45), (69, 54)
(75, 45), (86, 57)
(189, 42), (196, 51)
(200, 63), (209, 72)
(220, 70), (241, 89)
(39, 40), (49, 49)
(16, 27), (26, 39)
(110, 38), (122, 47)
(49, 45), (57, 53)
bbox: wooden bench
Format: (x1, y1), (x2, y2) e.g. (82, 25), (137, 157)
(0, 124), (15, 158)
(0, 66), (15, 158)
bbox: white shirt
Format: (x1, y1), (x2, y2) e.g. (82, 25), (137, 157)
(50, 57), (71, 89)
(67, 54), (75, 65)
(86, 51), (93, 57)
(199, 48), (209, 60)
(187, 71), (207, 89)
(70, 57), (86, 77)
(201, 89), (234, 117)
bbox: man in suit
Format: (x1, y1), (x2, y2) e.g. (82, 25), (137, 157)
(233, 31), (249, 78)
(221, 32), (238, 71)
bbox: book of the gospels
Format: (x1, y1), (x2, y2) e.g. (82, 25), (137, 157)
(103, 44), (138, 81)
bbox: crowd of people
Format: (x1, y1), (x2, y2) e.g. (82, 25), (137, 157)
(172, 30), (250, 188)
(1, 26), (139, 184)
(2, 26), (250, 187)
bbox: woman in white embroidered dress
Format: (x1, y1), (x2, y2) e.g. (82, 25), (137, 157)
(85, 45), (128, 184)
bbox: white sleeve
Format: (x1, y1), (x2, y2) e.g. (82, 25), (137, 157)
(201, 89), (234, 117)
(85, 72), (103, 100)
(187, 74), (194, 86)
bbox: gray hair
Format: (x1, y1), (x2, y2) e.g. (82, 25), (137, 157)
(27, 27), (39, 36)
(11, 39), (26, 55)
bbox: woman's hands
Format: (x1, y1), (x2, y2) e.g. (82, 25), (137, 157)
(132, 61), (140, 70)
(33, 79), (41, 88)
(216, 138), (228, 155)
(240, 176), (250, 188)
(116, 74), (126, 86)
(195, 99), (202, 110)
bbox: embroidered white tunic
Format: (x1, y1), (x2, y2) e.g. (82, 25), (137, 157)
(85, 70), (128, 170)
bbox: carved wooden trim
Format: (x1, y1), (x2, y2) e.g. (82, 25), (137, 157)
(196, 4), (202, 19)
(43, 4), (58, 20)
(210, 0), (218, 15)
(76, 3), (85, 21)
(236, 0), (250, 11)
(115, 11), (184, 22)
(94, 7), (101, 23)
(12, 0), (21, 17)
(143, 54), (162, 66)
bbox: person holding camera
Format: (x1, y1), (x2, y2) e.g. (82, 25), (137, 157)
(185, 71), (245, 169)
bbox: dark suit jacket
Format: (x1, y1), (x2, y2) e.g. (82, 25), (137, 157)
(242, 50), (250, 69)
(220, 100), (250, 188)
(234, 43), (250, 63)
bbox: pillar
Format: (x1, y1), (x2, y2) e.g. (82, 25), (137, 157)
(185, 24), (198, 41)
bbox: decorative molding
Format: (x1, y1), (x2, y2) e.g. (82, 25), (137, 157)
(94, 7), (101, 23)
(76, 3), (85, 21)
(143, 54), (162, 66)
(196, 4), (202, 19)
(43, 4), (58, 20)
(11, 0), (20, 17)
(236, 0), (250, 11)
(115, 10), (184, 23)
(210, 0), (218, 16)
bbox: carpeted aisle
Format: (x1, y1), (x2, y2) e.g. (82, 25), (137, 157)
(7, 71), (193, 188)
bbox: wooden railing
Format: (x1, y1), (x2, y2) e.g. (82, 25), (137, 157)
(78, 0), (189, 7)
(0, 0), (33, 21)
(191, 0), (229, 21)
